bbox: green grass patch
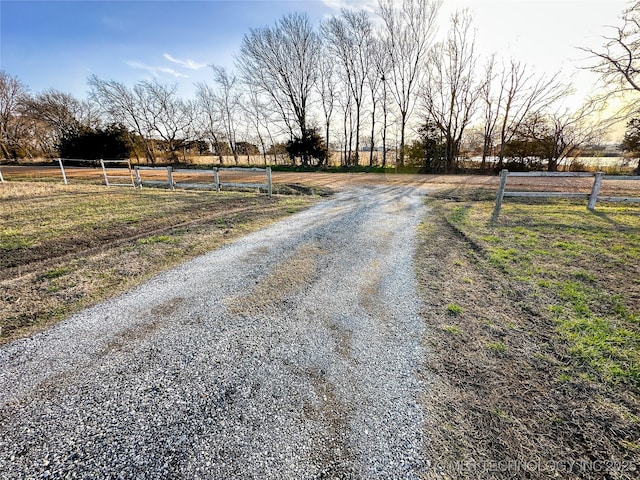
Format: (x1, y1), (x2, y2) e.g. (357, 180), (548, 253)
(433, 196), (640, 389)
(448, 206), (470, 224)
(42, 267), (70, 279)
(446, 303), (463, 315)
(442, 325), (463, 335)
(136, 234), (175, 245)
(0, 229), (35, 249)
(487, 340), (508, 353)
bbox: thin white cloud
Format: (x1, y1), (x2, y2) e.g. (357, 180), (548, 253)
(126, 61), (188, 78)
(163, 54), (207, 70)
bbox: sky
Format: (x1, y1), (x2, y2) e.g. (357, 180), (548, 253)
(0, 0), (633, 130)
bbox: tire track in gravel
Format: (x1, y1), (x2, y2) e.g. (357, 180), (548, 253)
(0, 185), (430, 479)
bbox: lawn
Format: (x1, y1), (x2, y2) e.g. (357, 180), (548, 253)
(0, 182), (320, 343)
(417, 188), (639, 479)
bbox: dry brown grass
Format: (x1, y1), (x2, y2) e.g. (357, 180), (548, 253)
(0, 182), (319, 344)
(417, 190), (640, 479)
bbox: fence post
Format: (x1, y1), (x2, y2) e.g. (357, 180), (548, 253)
(134, 166), (141, 188)
(213, 167), (220, 192)
(57, 158), (68, 185)
(167, 166), (174, 191)
(491, 169), (509, 224)
(100, 159), (110, 187)
(588, 171), (604, 211)
(266, 167), (272, 197)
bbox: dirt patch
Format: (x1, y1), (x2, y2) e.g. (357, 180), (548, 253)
(416, 204), (639, 479)
(225, 243), (324, 316)
(302, 365), (355, 478)
(100, 297), (184, 356)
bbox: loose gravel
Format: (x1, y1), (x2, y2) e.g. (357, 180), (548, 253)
(0, 185), (430, 479)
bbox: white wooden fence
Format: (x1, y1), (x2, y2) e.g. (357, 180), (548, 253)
(50, 160), (271, 196)
(57, 158), (136, 187)
(100, 159), (135, 187)
(492, 169), (640, 222)
(134, 166), (272, 196)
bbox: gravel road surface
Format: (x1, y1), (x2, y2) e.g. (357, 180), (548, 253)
(0, 186), (430, 479)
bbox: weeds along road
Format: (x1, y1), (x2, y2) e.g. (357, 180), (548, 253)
(0, 186), (429, 479)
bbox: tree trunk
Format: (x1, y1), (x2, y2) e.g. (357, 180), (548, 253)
(369, 103), (376, 167)
(398, 112), (407, 167)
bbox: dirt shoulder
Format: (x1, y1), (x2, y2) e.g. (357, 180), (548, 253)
(416, 191), (639, 479)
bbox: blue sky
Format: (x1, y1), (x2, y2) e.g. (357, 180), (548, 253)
(0, 0), (333, 98)
(0, 0), (631, 103)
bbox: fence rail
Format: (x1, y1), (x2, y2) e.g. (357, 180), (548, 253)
(0, 160), (272, 197)
(100, 159), (135, 187)
(134, 166), (272, 196)
(492, 169), (640, 223)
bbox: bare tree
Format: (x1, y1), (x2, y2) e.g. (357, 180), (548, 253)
(316, 42), (339, 155)
(21, 90), (103, 157)
(491, 61), (571, 169)
(421, 10), (479, 173)
(195, 81), (225, 162)
(134, 80), (195, 162)
(581, 2), (640, 95)
(514, 102), (607, 171)
(88, 75), (157, 163)
(0, 71), (29, 159)
(205, 66), (241, 164)
(241, 85), (272, 165)
(378, 0), (441, 166)
(323, 9), (373, 166)
(366, 36), (388, 166)
(89, 76), (195, 163)
(338, 87), (354, 166)
(479, 54), (500, 171)
(238, 12), (318, 139)
(22, 90), (83, 138)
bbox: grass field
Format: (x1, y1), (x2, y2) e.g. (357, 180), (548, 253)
(0, 182), (320, 344)
(417, 187), (639, 478)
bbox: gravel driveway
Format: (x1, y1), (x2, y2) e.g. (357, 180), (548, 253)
(0, 186), (430, 479)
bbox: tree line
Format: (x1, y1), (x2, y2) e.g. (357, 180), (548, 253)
(1, 0), (639, 172)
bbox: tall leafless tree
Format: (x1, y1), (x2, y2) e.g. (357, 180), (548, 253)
(238, 12), (318, 139)
(479, 54), (500, 171)
(195, 81), (225, 162)
(22, 90), (102, 157)
(378, 0), (441, 166)
(323, 9), (373, 165)
(241, 84), (272, 165)
(209, 66), (241, 164)
(22, 91), (83, 138)
(366, 36), (388, 166)
(421, 10), (479, 172)
(316, 41), (339, 155)
(514, 101), (606, 171)
(134, 80), (195, 162)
